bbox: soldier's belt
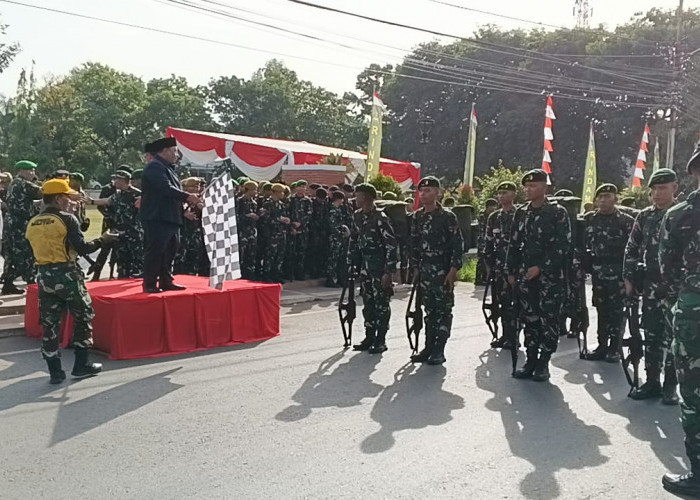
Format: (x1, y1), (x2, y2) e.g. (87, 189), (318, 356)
(37, 261), (79, 270)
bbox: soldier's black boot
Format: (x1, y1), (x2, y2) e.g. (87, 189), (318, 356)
(629, 368), (662, 400)
(411, 335), (434, 363)
(353, 330), (375, 352)
(585, 337), (608, 361)
(532, 352), (551, 382)
(369, 330), (388, 354)
(514, 348), (539, 379)
(662, 470), (700, 497)
(427, 337), (447, 365)
(662, 366), (679, 406)
(1, 281), (25, 295)
(71, 348), (102, 378)
(46, 358), (66, 385)
(605, 337), (621, 363)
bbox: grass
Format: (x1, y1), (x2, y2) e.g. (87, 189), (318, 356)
(458, 256), (477, 283)
(84, 206), (104, 240)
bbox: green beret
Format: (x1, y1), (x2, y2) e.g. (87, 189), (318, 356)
(231, 178), (239, 187)
(595, 183), (618, 198)
(236, 176), (250, 185)
(355, 183), (377, 198)
(69, 172), (85, 183)
(295, 179), (308, 187)
(619, 197), (636, 207)
(383, 191), (398, 200)
(15, 160), (37, 171)
(290, 181), (299, 189)
(521, 169), (548, 184)
(553, 189), (574, 197)
(648, 168), (677, 187)
(496, 181), (517, 192)
(131, 169), (143, 180)
(417, 176), (441, 189)
(687, 147), (700, 174)
(485, 198), (498, 206)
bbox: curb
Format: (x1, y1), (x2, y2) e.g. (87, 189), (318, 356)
(0, 328), (24, 339)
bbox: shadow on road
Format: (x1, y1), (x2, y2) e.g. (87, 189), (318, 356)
(275, 350), (383, 422)
(361, 362), (465, 454)
(476, 349), (609, 500)
(551, 351), (686, 476)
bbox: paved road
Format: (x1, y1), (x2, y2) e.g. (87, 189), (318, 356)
(0, 284), (685, 499)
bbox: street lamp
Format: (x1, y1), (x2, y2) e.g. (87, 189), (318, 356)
(417, 117), (435, 171)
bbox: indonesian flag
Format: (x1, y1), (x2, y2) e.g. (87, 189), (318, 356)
(542, 96), (555, 184)
(372, 91), (386, 111)
(633, 124), (650, 187)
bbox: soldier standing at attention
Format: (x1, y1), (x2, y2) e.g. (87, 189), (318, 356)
(584, 184), (634, 363)
(624, 168), (679, 404)
(348, 183), (397, 355)
(326, 191), (352, 288)
(174, 177), (209, 276)
(475, 198), (498, 285)
(236, 180), (259, 280)
(262, 184), (291, 283)
(1, 160), (42, 295)
(485, 181), (518, 350)
(288, 180), (313, 281)
(660, 149), (700, 496)
(409, 176), (463, 365)
(25, 179), (118, 384)
(507, 169), (571, 381)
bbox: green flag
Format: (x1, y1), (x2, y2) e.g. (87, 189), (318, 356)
(365, 92), (385, 180)
(581, 122), (597, 214)
(463, 103), (477, 186)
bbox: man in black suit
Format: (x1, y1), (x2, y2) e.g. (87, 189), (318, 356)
(140, 137), (201, 293)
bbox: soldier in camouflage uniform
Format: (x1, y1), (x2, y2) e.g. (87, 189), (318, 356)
(1, 160), (43, 294)
(236, 180), (259, 280)
(262, 184), (291, 283)
(484, 181), (518, 350)
(25, 179), (117, 384)
(91, 170), (144, 278)
(287, 180), (313, 281)
(307, 187), (329, 279)
(507, 169), (571, 381)
(89, 167), (127, 280)
(409, 176), (463, 365)
(348, 183), (397, 355)
(326, 191), (352, 287)
(255, 182), (273, 278)
(660, 149), (700, 497)
(475, 198), (498, 285)
(584, 184), (635, 363)
(624, 169), (679, 404)
(69, 172), (90, 232)
(174, 177), (209, 276)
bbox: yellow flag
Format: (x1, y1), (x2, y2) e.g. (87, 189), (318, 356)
(366, 92), (384, 181)
(463, 103), (477, 186)
(581, 122), (597, 214)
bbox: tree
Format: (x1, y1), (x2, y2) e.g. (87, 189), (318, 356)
(473, 164), (526, 212)
(368, 172), (403, 200)
(143, 76), (214, 134)
(0, 16), (19, 75)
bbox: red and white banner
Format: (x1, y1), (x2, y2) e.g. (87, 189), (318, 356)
(542, 96), (555, 184)
(633, 124), (650, 187)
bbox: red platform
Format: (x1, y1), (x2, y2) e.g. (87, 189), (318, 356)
(25, 276), (281, 360)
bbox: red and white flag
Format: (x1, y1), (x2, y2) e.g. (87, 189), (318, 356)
(632, 124), (650, 187)
(542, 96), (555, 184)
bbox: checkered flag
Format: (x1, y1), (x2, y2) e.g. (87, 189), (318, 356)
(201, 170), (241, 289)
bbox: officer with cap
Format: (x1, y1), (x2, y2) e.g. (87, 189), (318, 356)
(348, 183), (398, 355)
(25, 178), (118, 383)
(507, 169), (571, 381)
(485, 181), (518, 349)
(261, 183), (291, 282)
(584, 183), (635, 362)
(1, 160), (42, 295)
(660, 149), (700, 496)
(409, 176), (463, 365)
(624, 168), (679, 403)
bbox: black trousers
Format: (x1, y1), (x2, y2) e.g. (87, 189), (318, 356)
(143, 220), (180, 288)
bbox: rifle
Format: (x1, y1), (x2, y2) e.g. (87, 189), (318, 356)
(619, 264), (645, 396)
(338, 268), (357, 348)
(405, 272), (423, 354)
(482, 273), (500, 341)
(506, 279), (520, 376)
(572, 278), (590, 359)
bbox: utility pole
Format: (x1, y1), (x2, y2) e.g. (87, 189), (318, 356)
(667, 0), (684, 170)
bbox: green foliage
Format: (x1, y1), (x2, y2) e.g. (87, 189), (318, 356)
(0, 17), (20, 75)
(367, 172), (404, 200)
(619, 185), (652, 209)
(458, 257), (477, 283)
(455, 184), (475, 205)
(319, 153), (347, 165)
(473, 164), (526, 212)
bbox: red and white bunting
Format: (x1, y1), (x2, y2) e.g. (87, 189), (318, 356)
(632, 124), (650, 187)
(542, 96), (555, 184)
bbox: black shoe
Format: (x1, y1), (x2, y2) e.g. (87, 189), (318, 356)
(532, 356), (551, 382)
(47, 358), (66, 385)
(514, 350), (538, 379)
(353, 336), (374, 352)
(585, 345), (607, 361)
(71, 349), (102, 378)
(662, 381), (680, 406)
(427, 338), (447, 365)
(491, 337), (507, 349)
(566, 331), (577, 339)
(143, 286), (163, 294)
(161, 282), (186, 291)
(1, 283), (25, 295)
(629, 380), (662, 400)
(604, 350), (621, 363)
(662, 472), (700, 497)
(410, 347), (432, 363)
(368, 343), (388, 354)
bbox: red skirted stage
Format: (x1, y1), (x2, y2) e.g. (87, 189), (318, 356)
(25, 276), (281, 360)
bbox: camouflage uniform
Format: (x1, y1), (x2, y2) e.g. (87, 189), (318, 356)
(410, 203), (464, 361)
(507, 199), (571, 360)
(288, 195), (313, 280)
(326, 203), (352, 286)
(174, 205), (209, 276)
(475, 211), (490, 285)
(1, 176), (42, 287)
(236, 195), (258, 280)
(262, 198), (288, 283)
(90, 183), (117, 280)
(255, 193), (270, 277)
(484, 206), (517, 346)
(584, 208), (635, 358)
(659, 188), (700, 482)
(307, 197), (329, 279)
(348, 205), (398, 346)
(105, 187), (144, 278)
(624, 204), (676, 388)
